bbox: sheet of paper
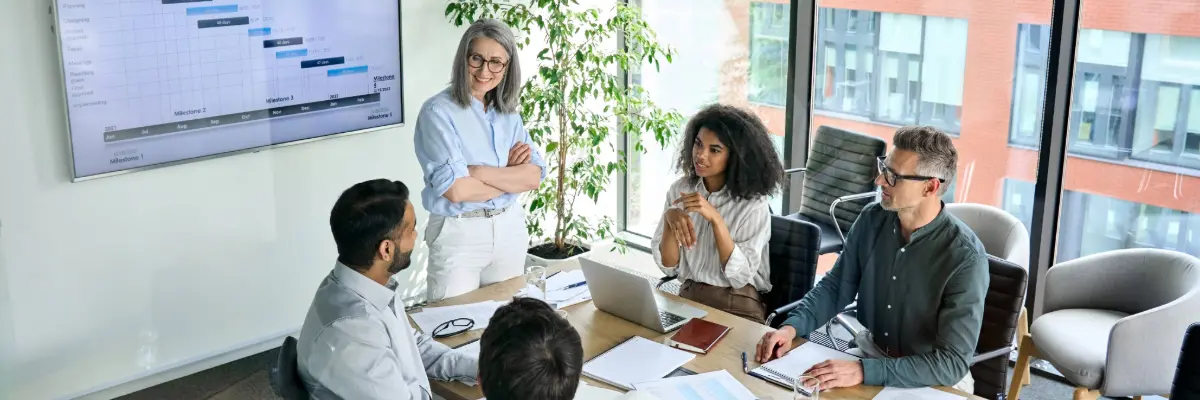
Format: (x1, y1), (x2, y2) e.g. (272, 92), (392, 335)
(582, 336), (696, 390)
(752, 342), (860, 383)
(546, 270), (587, 290)
(873, 387), (966, 400)
(633, 370), (757, 400)
(515, 285), (592, 309)
(409, 301), (502, 334)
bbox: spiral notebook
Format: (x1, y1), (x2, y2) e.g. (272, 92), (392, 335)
(749, 342), (860, 395)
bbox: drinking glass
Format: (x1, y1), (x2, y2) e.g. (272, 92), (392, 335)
(793, 374), (820, 400)
(524, 265), (547, 301)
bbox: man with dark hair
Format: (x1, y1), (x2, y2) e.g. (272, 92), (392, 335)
(757, 126), (988, 392)
(297, 179), (477, 400)
(478, 297), (660, 400)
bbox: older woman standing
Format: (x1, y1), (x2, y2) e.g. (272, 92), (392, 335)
(415, 19), (545, 301)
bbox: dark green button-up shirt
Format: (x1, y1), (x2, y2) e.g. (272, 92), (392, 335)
(782, 202), (989, 387)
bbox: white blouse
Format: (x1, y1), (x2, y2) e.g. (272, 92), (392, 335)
(651, 177), (773, 292)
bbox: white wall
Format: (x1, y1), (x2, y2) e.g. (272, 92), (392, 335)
(0, 1), (465, 398)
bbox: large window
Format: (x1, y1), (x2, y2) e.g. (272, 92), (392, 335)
(1005, 179), (1200, 260)
(804, 9), (967, 134)
(624, 0), (787, 238)
(1011, 25), (1138, 158)
(749, 3), (790, 106)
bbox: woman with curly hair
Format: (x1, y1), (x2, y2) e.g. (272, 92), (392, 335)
(652, 104), (786, 322)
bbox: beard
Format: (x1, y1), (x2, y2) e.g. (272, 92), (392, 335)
(388, 250), (413, 274)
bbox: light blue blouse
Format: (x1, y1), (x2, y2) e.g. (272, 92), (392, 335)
(413, 88), (546, 217)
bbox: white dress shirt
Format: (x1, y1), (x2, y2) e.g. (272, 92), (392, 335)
(297, 262), (477, 400)
(651, 177), (773, 292)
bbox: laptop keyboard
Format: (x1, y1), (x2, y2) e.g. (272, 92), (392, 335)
(660, 311), (686, 327)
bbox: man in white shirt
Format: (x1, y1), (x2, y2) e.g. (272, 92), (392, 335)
(478, 297), (658, 400)
(297, 179), (477, 399)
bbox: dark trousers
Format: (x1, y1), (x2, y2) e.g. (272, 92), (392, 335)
(679, 280), (767, 324)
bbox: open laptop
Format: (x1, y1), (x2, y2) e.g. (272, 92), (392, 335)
(579, 258), (707, 333)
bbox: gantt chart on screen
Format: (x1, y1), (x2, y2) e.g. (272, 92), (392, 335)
(56, 0), (403, 178)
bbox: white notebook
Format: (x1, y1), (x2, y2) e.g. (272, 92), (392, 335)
(582, 336), (695, 390)
(749, 342), (860, 394)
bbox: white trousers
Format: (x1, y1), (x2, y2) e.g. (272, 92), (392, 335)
(424, 206), (528, 302)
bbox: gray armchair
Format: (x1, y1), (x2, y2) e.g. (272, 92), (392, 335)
(945, 203), (1029, 270)
(1008, 248), (1200, 400)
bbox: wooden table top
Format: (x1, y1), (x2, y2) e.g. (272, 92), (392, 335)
(415, 260), (981, 400)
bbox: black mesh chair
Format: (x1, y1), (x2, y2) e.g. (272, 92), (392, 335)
(785, 125), (886, 255)
(269, 336), (309, 400)
(970, 255), (1029, 400)
(658, 215), (821, 325)
(762, 216), (822, 328)
(1172, 323), (1200, 399)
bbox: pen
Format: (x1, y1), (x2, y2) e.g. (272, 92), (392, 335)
(741, 352), (748, 373)
(554, 281), (587, 291)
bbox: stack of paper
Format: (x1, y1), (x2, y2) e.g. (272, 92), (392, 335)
(633, 370), (757, 400)
(582, 336), (695, 390)
(517, 270), (593, 309)
(409, 300), (503, 334)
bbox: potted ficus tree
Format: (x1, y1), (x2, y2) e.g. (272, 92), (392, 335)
(445, 0), (684, 267)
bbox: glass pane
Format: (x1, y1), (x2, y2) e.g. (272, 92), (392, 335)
(625, 0), (789, 237)
(1057, 7), (1200, 264)
(810, 0), (1043, 276)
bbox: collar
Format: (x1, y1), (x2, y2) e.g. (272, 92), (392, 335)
(898, 201), (950, 243)
(332, 262), (398, 311)
(692, 177), (725, 198)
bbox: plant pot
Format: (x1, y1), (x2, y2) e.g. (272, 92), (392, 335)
(525, 241), (592, 270)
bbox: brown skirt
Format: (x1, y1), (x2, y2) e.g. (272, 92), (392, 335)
(679, 280), (767, 324)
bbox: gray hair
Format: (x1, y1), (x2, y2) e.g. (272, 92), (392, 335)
(892, 126), (958, 196)
(450, 19), (522, 114)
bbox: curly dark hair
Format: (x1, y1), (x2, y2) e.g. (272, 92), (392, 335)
(674, 104), (786, 200)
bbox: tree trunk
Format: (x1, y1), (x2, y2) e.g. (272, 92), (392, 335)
(553, 92), (568, 252)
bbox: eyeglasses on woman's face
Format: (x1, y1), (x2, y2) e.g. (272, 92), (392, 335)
(468, 53), (508, 73)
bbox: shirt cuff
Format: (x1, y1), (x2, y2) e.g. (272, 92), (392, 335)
(429, 161), (470, 197)
(860, 358), (885, 386)
(721, 246), (754, 288)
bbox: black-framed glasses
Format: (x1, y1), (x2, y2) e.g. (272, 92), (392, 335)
(431, 318), (474, 338)
(468, 54), (508, 73)
(876, 156), (945, 187)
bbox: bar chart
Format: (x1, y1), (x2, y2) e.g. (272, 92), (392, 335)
(56, 0), (399, 144)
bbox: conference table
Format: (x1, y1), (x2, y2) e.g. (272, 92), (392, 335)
(417, 259), (982, 400)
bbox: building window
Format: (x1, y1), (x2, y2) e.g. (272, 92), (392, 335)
(1132, 33), (1200, 169)
(1057, 189), (1200, 261)
(790, 8), (966, 133)
(1010, 25), (1139, 158)
(749, 3), (790, 106)
(810, 8), (878, 117)
(1002, 179), (1035, 231)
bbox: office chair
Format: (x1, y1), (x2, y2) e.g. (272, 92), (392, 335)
(970, 255), (1029, 400)
(784, 125), (886, 255)
(1171, 323), (1200, 399)
(269, 336), (309, 400)
(658, 215), (821, 326)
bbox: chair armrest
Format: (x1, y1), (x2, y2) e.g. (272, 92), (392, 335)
(1103, 290), (1200, 396)
(829, 191), (878, 243)
(971, 346), (1015, 365)
(785, 167), (807, 175)
(657, 275), (677, 289)
(1042, 253), (1140, 314)
(766, 299), (804, 327)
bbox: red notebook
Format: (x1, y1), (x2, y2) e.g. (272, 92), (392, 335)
(667, 318), (731, 354)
